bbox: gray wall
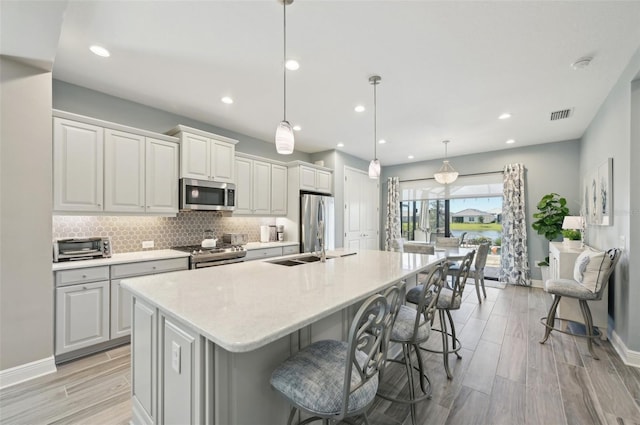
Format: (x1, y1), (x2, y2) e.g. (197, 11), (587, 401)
(310, 150), (371, 248)
(53, 80), (311, 163)
(579, 46), (640, 351)
(1, 58), (54, 370)
(381, 140), (582, 280)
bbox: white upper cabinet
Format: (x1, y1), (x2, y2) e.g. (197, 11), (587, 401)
(270, 164), (288, 215)
(145, 138), (179, 213)
(105, 131), (178, 214)
(298, 164), (333, 194)
(53, 111), (179, 215)
(104, 129), (146, 212)
(53, 118), (104, 212)
(252, 160), (271, 215)
(234, 154), (287, 216)
(181, 132), (210, 180)
(168, 125), (237, 183)
(212, 140), (235, 182)
(234, 156), (253, 215)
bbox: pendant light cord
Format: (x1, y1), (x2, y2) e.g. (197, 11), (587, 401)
(373, 80), (377, 160)
(283, 1), (287, 122)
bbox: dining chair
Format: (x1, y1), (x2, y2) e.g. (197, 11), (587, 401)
(377, 265), (445, 425)
(270, 293), (392, 425)
(406, 250), (474, 379)
(540, 248), (620, 359)
(447, 242), (489, 303)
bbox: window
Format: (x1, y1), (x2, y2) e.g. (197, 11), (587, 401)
(399, 173), (503, 246)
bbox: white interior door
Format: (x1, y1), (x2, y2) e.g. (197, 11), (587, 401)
(343, 167), (379, 250)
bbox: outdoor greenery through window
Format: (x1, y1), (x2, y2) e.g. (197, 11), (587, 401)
(400, 196), (503, 249)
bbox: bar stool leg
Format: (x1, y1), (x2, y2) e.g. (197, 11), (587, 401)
(439, 309), (453, 379)
(474, 270), (483, 304)
(540, 295), (561, 344)
(287, 407), (297, 425)
(402, 345), (418, 425)
(446, 309), (462, 359)
(480, 270), (487, 299)
(579, 300), (599, 360)
(413, 343), (430, 397)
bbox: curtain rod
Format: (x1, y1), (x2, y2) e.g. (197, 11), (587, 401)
(399, 170), (503, 183)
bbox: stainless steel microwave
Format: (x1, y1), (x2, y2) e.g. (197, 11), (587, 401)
(179, 179), (235, 211)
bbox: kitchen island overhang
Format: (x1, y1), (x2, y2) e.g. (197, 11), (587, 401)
(122, 249), (444, 425)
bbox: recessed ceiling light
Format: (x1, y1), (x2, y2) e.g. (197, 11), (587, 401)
(378, 139), (386, 144)
(498, 113), (511, 120)
(506, 139), (515, 144)
(89, 45), (110, 57)
(408, 155), (414, 159)
(337, 143), (344, 148)
(221, 96), (234, 104)
(285, 59), (300, 71)
(292, 125), (301, 131)
(354, 105), (365, 113)
(571, 57), (592, 70)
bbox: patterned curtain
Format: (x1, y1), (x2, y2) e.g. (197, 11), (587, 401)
(385, 177), (401, 251)
(499, 164), (531, 285)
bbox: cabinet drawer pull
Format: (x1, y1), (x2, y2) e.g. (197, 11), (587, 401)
(82, 274), (87, 278)
(152, 266), (157, 270)
(82, 286), (88, 290)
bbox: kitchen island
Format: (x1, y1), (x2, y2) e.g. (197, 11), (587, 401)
(122, 249), (443, 425)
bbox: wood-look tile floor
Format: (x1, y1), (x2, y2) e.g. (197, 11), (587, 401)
(1, 284), (639, 425)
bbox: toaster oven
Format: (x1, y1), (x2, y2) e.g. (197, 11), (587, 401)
(53, 237), (112, 262)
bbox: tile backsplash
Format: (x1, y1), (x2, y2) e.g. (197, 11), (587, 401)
(53, 212), (280, 253)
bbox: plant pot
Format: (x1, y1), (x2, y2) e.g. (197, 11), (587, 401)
(540, 265), (550, 284)
(562, 239), (582, 249)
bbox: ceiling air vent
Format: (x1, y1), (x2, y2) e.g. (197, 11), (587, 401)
(550, 108), (573, 121)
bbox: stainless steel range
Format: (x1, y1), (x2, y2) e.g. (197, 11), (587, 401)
(172, 244), (246, 269)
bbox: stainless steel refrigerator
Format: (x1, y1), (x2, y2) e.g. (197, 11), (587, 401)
(300, 193), (335, 253)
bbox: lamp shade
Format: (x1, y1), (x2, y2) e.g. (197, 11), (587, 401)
(368, 159), (380, 179)
(562, 215), (583, 230)
(433, 160), (459, 184)
(275, 120), (294, 155)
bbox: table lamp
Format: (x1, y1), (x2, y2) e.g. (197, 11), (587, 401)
(562, 216), (584, 248)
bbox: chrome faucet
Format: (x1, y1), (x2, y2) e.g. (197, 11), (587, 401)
(318, 198), (326, 262)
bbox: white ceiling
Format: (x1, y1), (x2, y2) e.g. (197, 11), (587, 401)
(7, 1), (640, 165)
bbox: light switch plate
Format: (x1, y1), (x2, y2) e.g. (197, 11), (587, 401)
(619, 235), (626, 250)
(172, 341), (181, 373)
(142, 240), (154, 249)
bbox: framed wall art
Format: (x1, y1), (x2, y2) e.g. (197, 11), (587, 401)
(583, 158), (612, 226)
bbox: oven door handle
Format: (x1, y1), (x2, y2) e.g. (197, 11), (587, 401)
(194, 258), (244, 269)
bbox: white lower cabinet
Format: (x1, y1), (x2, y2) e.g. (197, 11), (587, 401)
(54, 257), (188, 361)
(160, 317), (198, 425)
(132, 298), (157, 425)
(110, 279), (132, 339)
(245, 245), (299, 261)
(55, 280), (110, 355)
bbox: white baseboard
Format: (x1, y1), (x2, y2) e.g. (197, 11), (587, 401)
(0, 356), (57, 389)
(531, 279), (544, 288)
(610, 330), (640, 368)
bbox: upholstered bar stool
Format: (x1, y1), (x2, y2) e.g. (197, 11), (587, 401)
(377, 265), (445, 425)
(406, 251), (474, 379)
(270, 293), (392, 425)
(447, 242), (490, 303)
(540, 248), (621, 359)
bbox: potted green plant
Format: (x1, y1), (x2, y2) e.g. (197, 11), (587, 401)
(531, 193), (569, 280)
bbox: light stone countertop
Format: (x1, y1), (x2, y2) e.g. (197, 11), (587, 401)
(122, 249), (443, 353)
(52, 249), (190, 271)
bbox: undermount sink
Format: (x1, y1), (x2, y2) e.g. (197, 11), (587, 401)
(268, 254), (337, 267)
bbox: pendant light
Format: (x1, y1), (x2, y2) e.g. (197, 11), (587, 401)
(275, 0), (294, 155)
(434, 140), (459, 184)
(368, 75), (381, 179)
